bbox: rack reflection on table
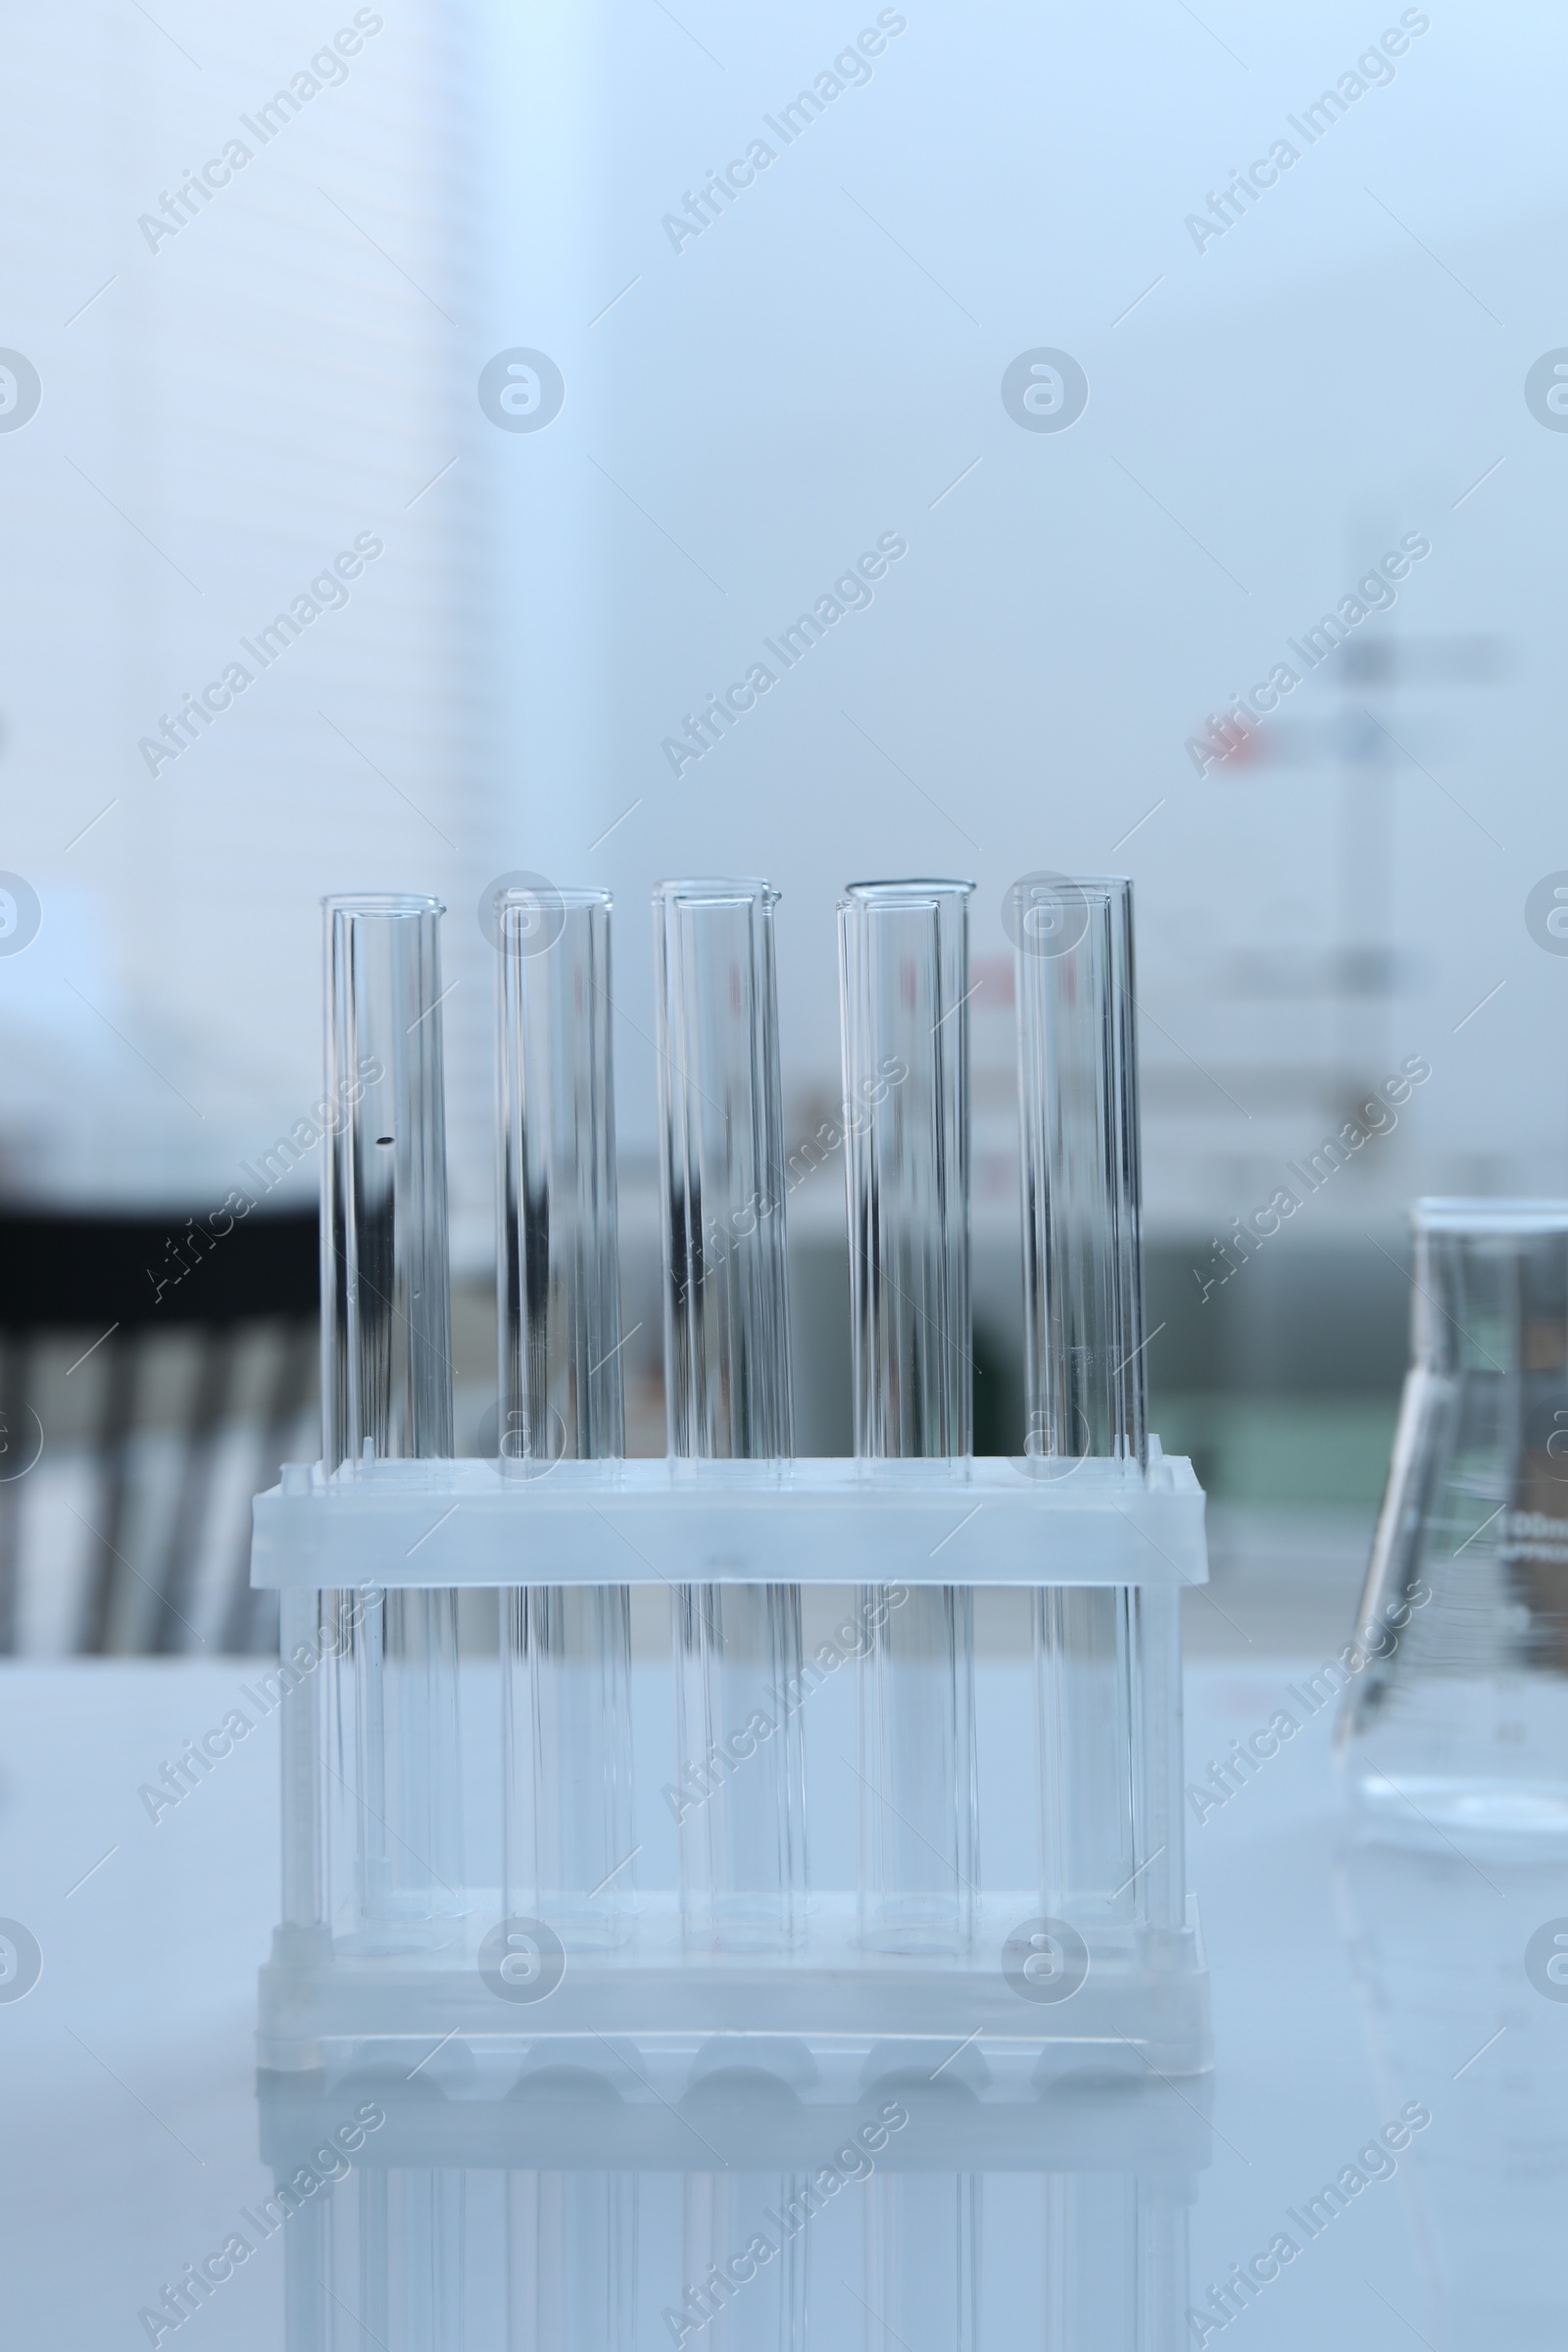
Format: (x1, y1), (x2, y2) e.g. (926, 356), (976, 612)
(255, 2054), (1212, 2351)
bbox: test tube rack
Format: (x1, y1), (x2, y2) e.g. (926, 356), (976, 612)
(255, 876), (1213, 2087)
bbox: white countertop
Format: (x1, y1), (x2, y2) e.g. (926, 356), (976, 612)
(0, 1656), (1562, 2348)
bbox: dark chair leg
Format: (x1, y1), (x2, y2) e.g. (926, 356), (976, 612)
(79, 1337), (139, 1656)
(0, 1336), (30, 1652)
(151, 1326), (237, 1655)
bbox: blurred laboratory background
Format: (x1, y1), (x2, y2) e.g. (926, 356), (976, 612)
(0, 0), (1562, 1654)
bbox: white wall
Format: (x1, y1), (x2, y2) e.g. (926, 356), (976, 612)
(1, 0), (1562, 1257)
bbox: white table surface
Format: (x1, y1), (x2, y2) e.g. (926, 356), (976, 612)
(1, 1656), (1563, 2349)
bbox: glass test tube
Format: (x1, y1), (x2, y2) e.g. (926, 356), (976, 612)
(654, 878), (805, 1949)
(495, 885), (632, 1946)
(321, 893), (463, 1936)
(1013, 875), (1146, 1468)
(839, 879), (977, 1953)
(1011, 874), (1179, 1930)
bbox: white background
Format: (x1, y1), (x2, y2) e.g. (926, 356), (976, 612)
(0, 0), (1563, 1257)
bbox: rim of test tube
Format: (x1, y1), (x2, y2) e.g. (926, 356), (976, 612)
(653, 876), (778, 903)
(322, 891), (446, 916)
(496, 883), (612, 908)
(1008, 871), (1131, 897)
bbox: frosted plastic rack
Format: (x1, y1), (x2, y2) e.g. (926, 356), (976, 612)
(252, 1447), (1207, 1592)
(256, 1439), (1211, 2078)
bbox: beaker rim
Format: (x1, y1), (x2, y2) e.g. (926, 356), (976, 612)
(1413, 1196), (1568, 1236)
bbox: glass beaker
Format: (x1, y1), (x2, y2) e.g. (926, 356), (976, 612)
(1338, 1199), (1568, 1839)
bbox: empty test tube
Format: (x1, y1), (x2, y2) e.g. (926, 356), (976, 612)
(839, 878), (977, 1953)
(1012, 874), (1178, 1928)
(654, 877), (805, 1949)
(1012, 875), (1146, 1469)
(320, 893), (462, 1935)
(494, 884), (632, 1945)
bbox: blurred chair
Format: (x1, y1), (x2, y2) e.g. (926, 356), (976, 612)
(0, 1210), (317, 1656)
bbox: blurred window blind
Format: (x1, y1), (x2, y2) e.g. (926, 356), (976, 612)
(0, 3), (507, 1252)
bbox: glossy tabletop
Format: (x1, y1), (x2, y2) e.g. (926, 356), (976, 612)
(1, 1655), (1562, 2349)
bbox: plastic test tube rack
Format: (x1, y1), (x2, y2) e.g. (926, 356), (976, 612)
(255, 875), (1212, 2087)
